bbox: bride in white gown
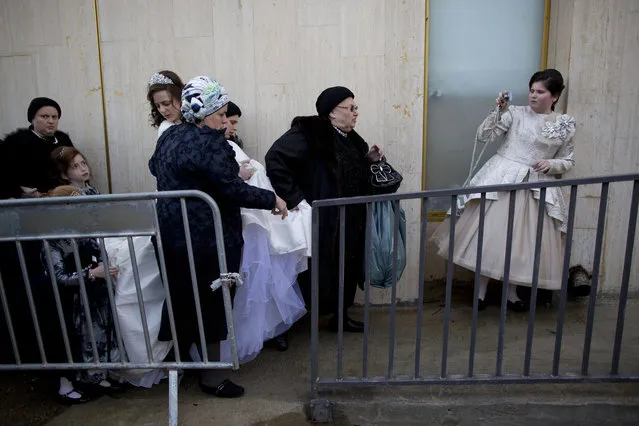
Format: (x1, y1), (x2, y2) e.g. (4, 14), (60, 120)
(220, 140), (310, 364)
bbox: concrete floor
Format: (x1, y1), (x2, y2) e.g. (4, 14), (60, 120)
(45, 297), (639, 425)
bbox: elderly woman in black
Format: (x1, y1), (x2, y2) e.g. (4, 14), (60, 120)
(149, 76), (287, 398)
(265, 86), (383, 333)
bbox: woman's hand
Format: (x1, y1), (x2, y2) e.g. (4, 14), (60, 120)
(366, 145), (384, 163)
(20, 186), (42, 198)
(272, 195), (289, 220)
(496, 90), (510, 111)
(90, 262), (119, 280)
(532, 159), (551, 174)
(238, 160), (254, 180)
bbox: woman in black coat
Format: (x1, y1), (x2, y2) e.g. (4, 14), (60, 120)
(149, 76), (287, 398)
(265, 86), (383, 333)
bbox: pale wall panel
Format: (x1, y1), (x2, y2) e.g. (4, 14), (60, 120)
(253, 0), (299, 85)
(0, 56), (38, 135)
(212, 0), (258, 158)
(173, 0), (214, 38)
(340, 0), (385, 57)
(297, 0), (342, 26)
(254, 84), (298, 161)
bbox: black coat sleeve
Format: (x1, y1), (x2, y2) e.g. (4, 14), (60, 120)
(264, 128), (309, 209)
(197, 134), (276, 210)
(0, 133), (23, 199)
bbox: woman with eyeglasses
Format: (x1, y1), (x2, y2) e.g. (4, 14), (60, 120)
(265, 86), (383, 333)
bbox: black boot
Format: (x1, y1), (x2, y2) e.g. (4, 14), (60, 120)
(328, 314), (364, 333)
(273, 332), (288, 351)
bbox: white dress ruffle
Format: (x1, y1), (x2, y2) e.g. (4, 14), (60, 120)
(221, 141), (310, 364)
(105, 236), (172, 387)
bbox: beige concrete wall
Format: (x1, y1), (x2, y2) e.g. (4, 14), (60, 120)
(0, 0), (109, 192)
(547, 0), (639, 293)
(2, 0), (635, 301)
(0, 0), (426, 303)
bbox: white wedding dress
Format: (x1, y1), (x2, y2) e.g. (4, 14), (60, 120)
(220, 141), (310, 364)
(105, 236), (172, 387)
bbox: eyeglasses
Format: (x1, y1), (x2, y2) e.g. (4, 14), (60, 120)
(335, 105), (359, 113)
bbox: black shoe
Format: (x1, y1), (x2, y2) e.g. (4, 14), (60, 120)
(274, 332), (288, 352)
(507, 300), (528, 312)
(59, 388), (92, 405)
(200, 379), (245, 398)
(328, 315), (364, 333)
(477, 299), (486, 311)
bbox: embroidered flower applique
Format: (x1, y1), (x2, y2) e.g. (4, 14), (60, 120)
(542, 115), (575, 141)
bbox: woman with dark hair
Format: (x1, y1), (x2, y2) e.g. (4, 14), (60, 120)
(146, 70), (185, 138)
(149, 76), (288, 397)
(432, 69), (576, 312)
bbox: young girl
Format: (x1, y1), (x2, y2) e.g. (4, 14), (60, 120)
(147, 70), (185, 138)
(43, 185), (122, 403)
(50, 146), (98, 195)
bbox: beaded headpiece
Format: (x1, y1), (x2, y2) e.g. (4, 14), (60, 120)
(149, 73), (174, 87)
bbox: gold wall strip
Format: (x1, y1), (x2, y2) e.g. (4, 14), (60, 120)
(421, 0), (430, 191)
(93, 0), (112, 193)
(541, 0), (551, 69)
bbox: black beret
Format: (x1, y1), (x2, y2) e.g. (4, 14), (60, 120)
(27, 97), (62, 123)
(315, 86), (354, 117)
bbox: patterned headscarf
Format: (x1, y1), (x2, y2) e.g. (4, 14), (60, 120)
(181, 76), (229, 124)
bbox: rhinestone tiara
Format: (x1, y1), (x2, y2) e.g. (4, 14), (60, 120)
(149, 73), (174, 87)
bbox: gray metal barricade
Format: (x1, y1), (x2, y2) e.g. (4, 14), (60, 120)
(0, 190), (239, 426)
(309, 173), (639, 423)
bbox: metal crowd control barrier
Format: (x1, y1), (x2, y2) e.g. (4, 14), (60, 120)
(0, 190), (238, 426)
(309, 173), (639, 423)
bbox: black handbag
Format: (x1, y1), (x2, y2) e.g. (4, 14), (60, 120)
(369, 157), (403, 194)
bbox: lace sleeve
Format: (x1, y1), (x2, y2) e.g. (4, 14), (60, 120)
(476, 107), (514, 144)
(545, 115), (576, 175)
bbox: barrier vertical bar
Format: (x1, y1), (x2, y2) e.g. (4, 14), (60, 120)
(414, 197), (428, 378)
(552, 185), (577, 376)
(180, 199), (208, 362)
(16, 241), (46, 363)
(98, 238), (128, 363)
(42, 240), (74, 363)
(468, 193), (486, 377)
(523, 187), (546, 376)
(168, 369), (179, 426)
(611, 180), (639, 375)
(388, 200), (401, 378)
(337, 206), (345, 379)
(442, 195), (457, 378)
(363, 202), (373, 378)
(0, 270), (20, 363)
(152, 203), (181, 362)
(581, 183), (609, 374)
(127, 236), (154, 363)
(71, 239), (100, 363)
(496, 190), (516, 376)
(311, 205), (320, 399)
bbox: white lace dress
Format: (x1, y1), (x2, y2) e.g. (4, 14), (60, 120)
(432, 106), (576, 289)
(107, 120), (178, 387)
(220, 141), (310, 364)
